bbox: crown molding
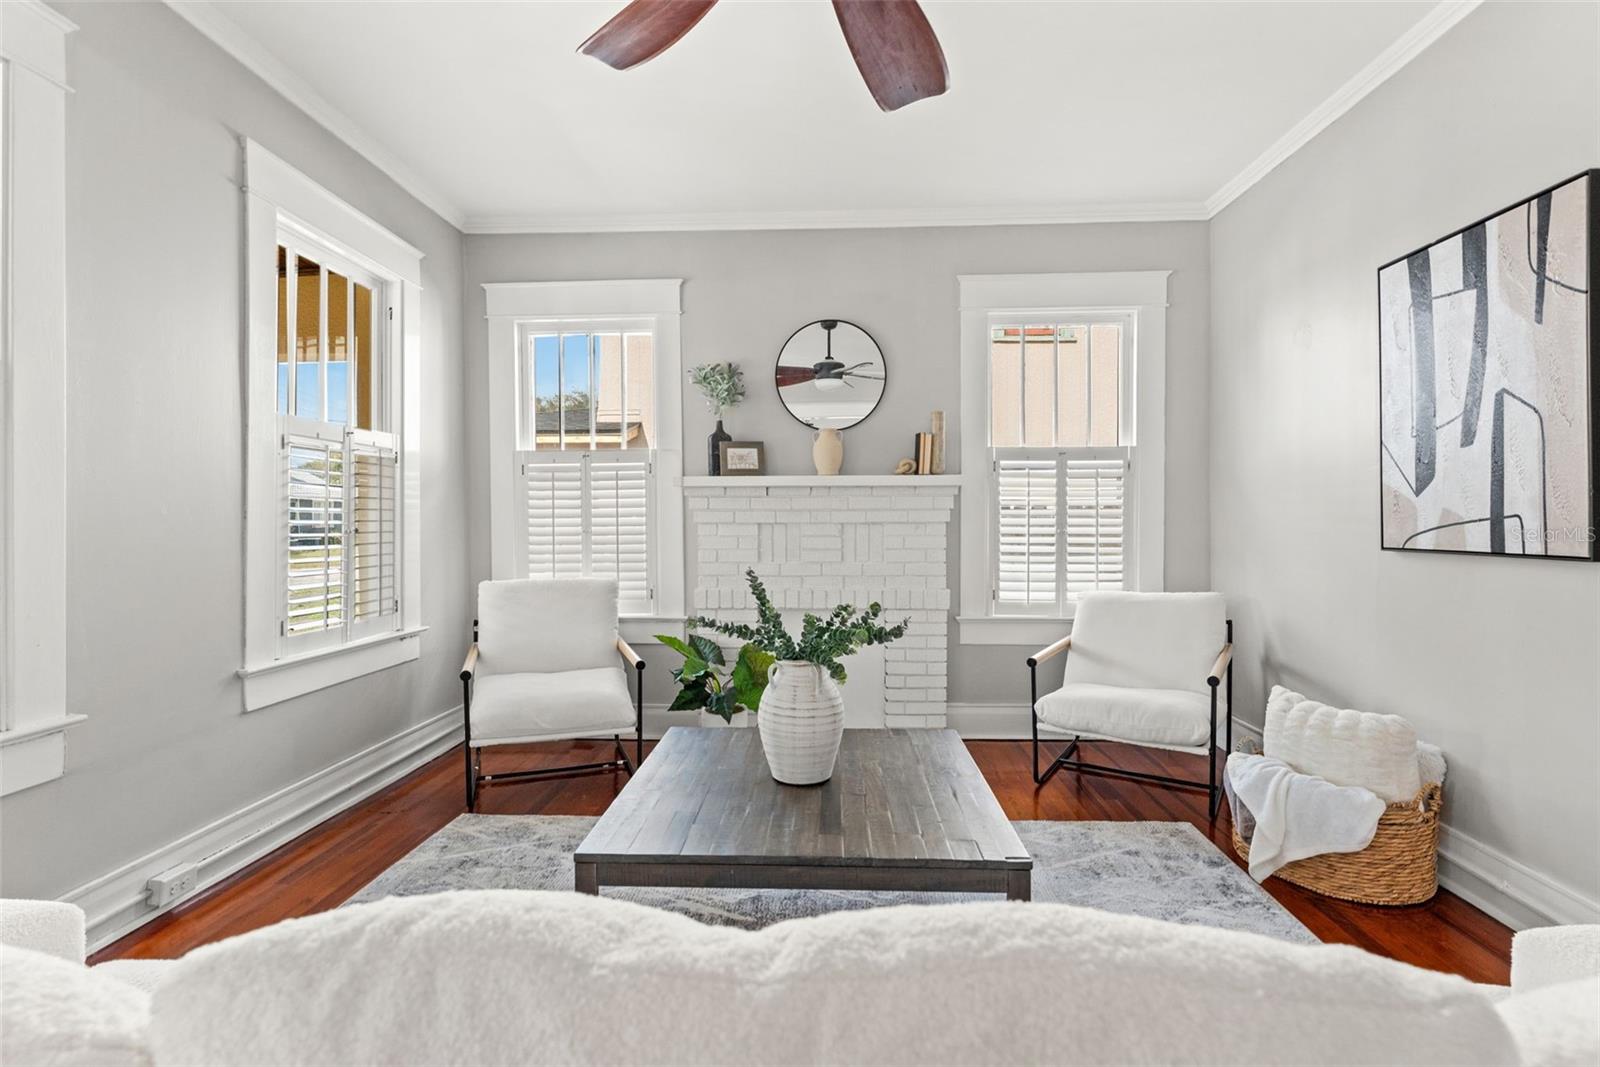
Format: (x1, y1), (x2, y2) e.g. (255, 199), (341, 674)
(166, 0), (1480, 237)
(162, 0), (466, 230)
(1204, 0), (1483, 218)
(462, 201), (1210, 235)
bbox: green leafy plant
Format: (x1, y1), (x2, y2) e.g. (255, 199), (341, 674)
(688, 362), (745, 417)
(690, 569), (909, 685)
(654, 632), (775, 723)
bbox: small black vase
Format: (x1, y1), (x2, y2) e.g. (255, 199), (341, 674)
(708, 419), (732, 475)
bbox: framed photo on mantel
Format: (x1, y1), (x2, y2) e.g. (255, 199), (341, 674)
(719, 441), (766, 476)
(1377, 170), (1598, 561)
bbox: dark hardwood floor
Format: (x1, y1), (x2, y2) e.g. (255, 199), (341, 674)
(91, 737), (1512, 983)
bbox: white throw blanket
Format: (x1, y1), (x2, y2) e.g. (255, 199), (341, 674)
(1227, 753), (1386, 882)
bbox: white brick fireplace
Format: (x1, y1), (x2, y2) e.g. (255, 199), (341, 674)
(683, 476), (960, 728)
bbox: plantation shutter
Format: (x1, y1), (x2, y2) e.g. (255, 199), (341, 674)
(519, 452), (654, 612)
(589, 456), (652, 612)
(349, 432), (399, 633)
(284, 435), (345, 639)
(994, 456), (1058, 610)
(1061, 449), (1128, 597)
(523, 456), (585, 580)
(993, 446), (1131, 613)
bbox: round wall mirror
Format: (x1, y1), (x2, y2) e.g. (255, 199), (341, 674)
(775, 319), (887, 430)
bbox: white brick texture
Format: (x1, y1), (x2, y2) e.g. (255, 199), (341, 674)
(685, 485), (957, 728)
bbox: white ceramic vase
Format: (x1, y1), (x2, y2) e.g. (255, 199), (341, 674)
(812, 428), (844, 476)
(758, 660), (845, 785)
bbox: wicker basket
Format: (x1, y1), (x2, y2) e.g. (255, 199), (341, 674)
(1232, 781), (1443, 906)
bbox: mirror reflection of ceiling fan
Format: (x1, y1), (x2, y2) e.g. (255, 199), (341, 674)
(578, 0), (949, 112)
(775, 320), (886, 392)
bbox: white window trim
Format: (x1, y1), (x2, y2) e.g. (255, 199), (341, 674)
(483, 280), (685, 628)
(956, 271), (1169, 646)
(0, 2), (82, 796)
(239, 139), (425, 712)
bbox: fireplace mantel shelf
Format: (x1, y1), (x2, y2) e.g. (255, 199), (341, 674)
(680, 475), (962, 489)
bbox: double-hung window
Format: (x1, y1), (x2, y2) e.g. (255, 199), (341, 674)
(276, 240), (399, 649)
(241, 140), (423, 710)
(517, 322), (657, 613)
(1, 3), (79, 793)
(958, 272), (1168, 644)
(989, 316), (1133, 614)
(484, 280), (685, 630)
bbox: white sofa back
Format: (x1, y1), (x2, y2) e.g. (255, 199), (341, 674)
(147, 890), (1517, 1067)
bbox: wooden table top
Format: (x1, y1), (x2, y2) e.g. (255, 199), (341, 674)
(575, 727), (1031, 871)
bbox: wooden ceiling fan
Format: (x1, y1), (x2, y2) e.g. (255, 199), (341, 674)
(578, 0), (949, 112)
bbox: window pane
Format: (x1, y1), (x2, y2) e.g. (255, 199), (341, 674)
(531, 333), (560, 448)
(592, 333), (623, 449)
(1089, 324), (1121, 446)
(294, 255), (321, 419)
(327, 270), (349, 425)
(353, 282), (374, 430)
(625, 332), (654, 450)
(1056, 325), (1089, 447)
(276, 246), (290, 414)
(989, 330), (1021, 447)
(562, 333), (591, 448)
(1022, 326), (1054, 447)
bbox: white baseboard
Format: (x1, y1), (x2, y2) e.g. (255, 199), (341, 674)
(68, 707), (463, 952)
(943, 703), (1596, 931)
(1437, 826), (1600, 930)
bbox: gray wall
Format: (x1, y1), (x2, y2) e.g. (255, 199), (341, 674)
(0, 3), (468, 900)
(464, 223), (1212, 702)
(1209, 0), (1600, 913)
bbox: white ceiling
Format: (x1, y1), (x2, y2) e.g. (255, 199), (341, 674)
(174, 0), (1468, 231)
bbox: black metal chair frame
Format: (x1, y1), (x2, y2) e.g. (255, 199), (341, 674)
(460, 618), (645, 811)
(1029, 619), (1233, 819)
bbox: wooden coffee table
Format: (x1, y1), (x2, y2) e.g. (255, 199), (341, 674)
(574, 727), (1031, 900)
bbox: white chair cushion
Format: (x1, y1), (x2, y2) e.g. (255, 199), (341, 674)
(469, 667), (634, 745)
(477, 578), (618, 675)
(1035, 682), (1212, 748)
(1264, 686), (1421, 803)
(1062, 591), (1226, 695)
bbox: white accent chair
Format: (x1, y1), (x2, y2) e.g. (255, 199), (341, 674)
(460, 578), (645, 810)
(1028, 591), (1233, 818)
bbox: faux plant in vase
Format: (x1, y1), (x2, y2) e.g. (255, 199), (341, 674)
(689, 362), (745, 475)
(692, 569), (909, 785)
(654, 632), (774, 727)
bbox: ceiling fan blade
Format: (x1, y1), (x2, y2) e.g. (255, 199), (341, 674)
(831, 0), (949, 112)
(578, 0), (718, 70)
(776, 366), (819, 387)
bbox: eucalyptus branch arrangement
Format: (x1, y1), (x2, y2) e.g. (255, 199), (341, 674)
(691, 569), (910, 685)
(689, 362), (745, 418)
(654, 632), (774, 723)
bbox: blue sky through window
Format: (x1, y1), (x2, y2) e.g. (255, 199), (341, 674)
(532, 334), (592, 406)
(279, 362), (349, 422)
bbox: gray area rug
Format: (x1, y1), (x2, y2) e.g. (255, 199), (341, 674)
(348, 815), (1316, 944)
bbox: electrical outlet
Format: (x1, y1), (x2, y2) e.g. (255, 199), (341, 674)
(145, 862), (199, 908)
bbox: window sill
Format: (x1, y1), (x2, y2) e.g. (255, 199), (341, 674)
(619, 616), (685, 645)
(956, 614), (1075, 647)
(0, 715), (88, 796)
(239, 627), (428, 712)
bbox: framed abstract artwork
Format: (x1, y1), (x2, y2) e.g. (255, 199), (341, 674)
(1378, 170), (1598, 560)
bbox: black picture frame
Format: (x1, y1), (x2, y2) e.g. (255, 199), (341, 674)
(1376, 169), (1598, 562)
(718, 441), (767, 476)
